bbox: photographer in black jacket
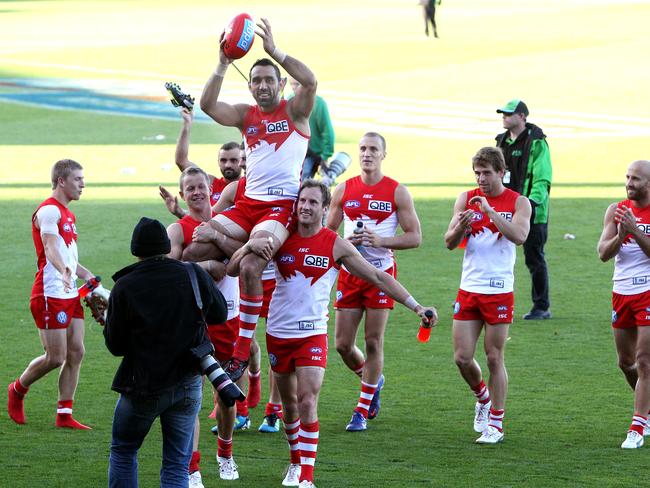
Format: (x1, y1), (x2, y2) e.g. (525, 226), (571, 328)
(104, 217), (228, 488)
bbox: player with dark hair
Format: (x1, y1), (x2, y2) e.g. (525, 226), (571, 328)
(445, 147), (531, 444)
(228, 179), (436, 487)
(188, 17), (317, 381)
(8, 159), (99, 430)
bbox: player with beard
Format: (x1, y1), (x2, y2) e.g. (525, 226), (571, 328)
(598, 160), (650, 449)
(445, 147), (530, 444)
(227, 180), (436, 487)
(187, 17), (317, 382)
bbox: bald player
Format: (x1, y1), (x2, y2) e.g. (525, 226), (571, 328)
(598, 160), (650, 449)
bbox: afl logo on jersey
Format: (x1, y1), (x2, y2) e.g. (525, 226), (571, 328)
(279, 254), (295, 264)
(304, 255), (329, 269)
(453, 302), (461, 314)
(246, 126), (258, 135)
(345, 200), (361, 208)
(56, 311), (68, 324)
(310, 347), (323, 354)
(268, 353), (278, 367)
(63, 223), (72, 232)
(612, 310), (618, 323)
(471, 212), (483, 221)
(368, 200), (392, 212)
(266, 120), (289, 134)
(211, 192), (221, 202)
(336, 290), (343, 301)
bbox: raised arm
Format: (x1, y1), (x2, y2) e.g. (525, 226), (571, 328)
(175, 108), (196, 172)
(200, 38), (249, 128)
(256, 18), (317, 125)
(334, 237), (438, 324)
(160, 185), (187, 219)
(444, 192), (472, 250)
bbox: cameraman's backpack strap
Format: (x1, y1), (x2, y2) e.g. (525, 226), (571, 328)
(183, 262), (203, 310)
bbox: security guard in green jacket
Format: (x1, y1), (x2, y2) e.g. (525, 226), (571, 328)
(496, 99), (553, 320)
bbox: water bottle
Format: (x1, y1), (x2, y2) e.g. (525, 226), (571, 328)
(78, 276), (101, 298)
(417, 310), (435, 343)
(353, 221), (365, 251)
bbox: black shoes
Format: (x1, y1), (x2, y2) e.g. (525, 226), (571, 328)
(523, 309), (552, 320)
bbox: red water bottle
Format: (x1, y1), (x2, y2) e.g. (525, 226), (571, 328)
(417, 310), (435, 343)
(78, 276), (101, 298)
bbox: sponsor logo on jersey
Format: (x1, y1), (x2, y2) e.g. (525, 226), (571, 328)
(363, 194), (374, 199)
(311, 356), (322, 361)
(489, 279), (505, 288)
(497, 305), (508, 311)
(299, 247), (310, 253)
(63, 223), (72, 232)
(498, 211), (513, 222)
(268, 353), (278, 366)
(272, 206), (282, 211)
(304, 254), (329, 269)
(498, 314), (508, 319)
(236, 18), (255, 50)
(310, 347), (323, 354)
(268, 187), (285, 196)
(279, 254), (295, 264)
(211, 192), (221, 202)
(246, 126), (258, 135)
(336, 290), (343, 301)
(368, 200), (392, 212)
(227, 300), (235, 311)
(378, 291), (386, 296)
(612, 310), (618, 323)
(378, 299), (388, 304)
(345, 200), (361, 208)
(633, 276), (648, 285)
(472, 211), (483, 221)
(512, 150), (523, 157)
(56, 311), (68, 324)
(453, 302), (461, 314)
(637, 223), (650, 235)
(646, 307), (650, 313)
(266, 120), (289, 134)
(299, 321), (315, 330)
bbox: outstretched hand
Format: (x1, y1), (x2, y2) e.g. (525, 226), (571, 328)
(255, 18), (276, 56)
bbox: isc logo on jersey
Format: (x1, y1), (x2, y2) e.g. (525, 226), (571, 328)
(304, 254), (329, 268)
(266, 120), (289, 134)
(369, 200), (392, 212)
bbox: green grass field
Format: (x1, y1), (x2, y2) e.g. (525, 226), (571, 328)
(2, 0), (650, 486)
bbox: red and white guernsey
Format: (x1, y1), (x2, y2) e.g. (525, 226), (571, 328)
(209, 176), (229, 206)
(267, 228), (340, 338)
(460, 188), (520, 294)
(177, 214), (239, 321)
(341, 175), (399, 271)
(31, 197), (79, 299)
(242, 100), (309, 202)
(613, 200), (650, 295)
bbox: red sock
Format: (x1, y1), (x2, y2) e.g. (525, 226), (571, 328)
(630, 413), (647, 435)
(284, 419), (301, 465)
(7, 379), (27, 424)
(471, 380), (491, 404)
(246, 370), (261, 409)
(299, 420), (319, 482)
(265, 402), (283, 418)
(354, 381), (377, 418)
(233, 294), (263, 360)
(236, 398), (249, 417)
(488, 408), (504, 432)
(351, 361), (364, 378)
(189, 450), (201, 473)
(217, 436), (233, 459)
(55, 400), (91, 430)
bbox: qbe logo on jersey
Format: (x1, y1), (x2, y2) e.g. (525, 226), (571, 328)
(304, 254), (329, 269)
(368, 200), (392, 212)
(236, 18), (255, 51)
(266, 120), (289, 134)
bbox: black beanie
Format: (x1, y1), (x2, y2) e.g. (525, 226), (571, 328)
(130, 217), (171, 257)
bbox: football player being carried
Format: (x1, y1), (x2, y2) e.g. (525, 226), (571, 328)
(185, 17), (317, 381)
(227, 180), (437, 488)
(444, 147), (531, 444)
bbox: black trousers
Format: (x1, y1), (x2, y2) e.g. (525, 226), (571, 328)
(523, 223), (549, 311)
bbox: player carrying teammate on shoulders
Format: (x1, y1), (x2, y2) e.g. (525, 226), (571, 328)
(444, 147), (531, 444)
(227, 179), (437, 488)
(186, 17), (317, 382)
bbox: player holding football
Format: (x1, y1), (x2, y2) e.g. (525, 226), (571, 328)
(228, 180), (436, 488)
(8, 159), (99, 430)
(445, 147), (531, 444)
(598, 159), (650, 449)
(326, 132), (422, 431)
(188, 17), (317, 381)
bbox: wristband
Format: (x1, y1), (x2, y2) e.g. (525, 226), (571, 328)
(271, 47), (287, 64)
(215, 64), (228, 77)
(404, 295), (420, 311)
